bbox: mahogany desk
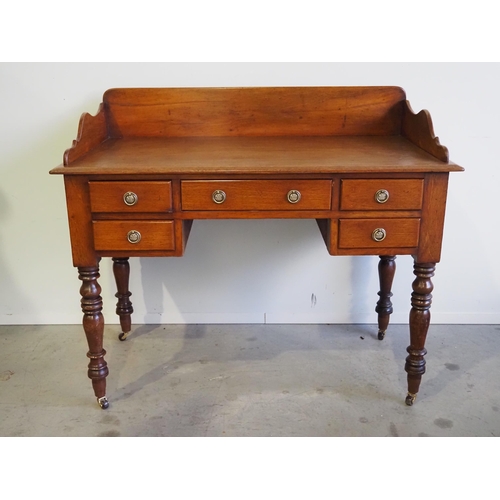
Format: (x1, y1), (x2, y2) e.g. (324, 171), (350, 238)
(50, 87), (463, 409)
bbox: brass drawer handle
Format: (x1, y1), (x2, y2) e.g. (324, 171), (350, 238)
(123, 191), (138, 206)
(372, 228), (387, 242)
(287, 190), (301, 204)
(375, 189), (389, 204)
(127, 230), (141, 244)
(212, 190), (226, 204)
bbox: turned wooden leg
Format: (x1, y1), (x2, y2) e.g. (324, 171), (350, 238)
(405, 262), (435, 406)
(78, 265), (109, 409)
(112, 257), (134, 341)
(375, 255), (396, 340)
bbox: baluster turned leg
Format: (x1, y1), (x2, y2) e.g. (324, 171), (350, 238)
(405, 262), (435, 406)
(375, 255), (396, 340)
(78, 265), (109, 409)
(112, 257), (134, 341)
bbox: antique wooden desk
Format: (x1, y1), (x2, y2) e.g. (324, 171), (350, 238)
(50, 87), (463, 409)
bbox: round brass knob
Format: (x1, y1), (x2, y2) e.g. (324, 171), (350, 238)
(123, 191), (138, 206)
(287, 190), (301, 204)
(212, 190), (226, 204)
(372, 228), (387, 242)
(375, 189), (389, 204)
(127, 230), (141, 244)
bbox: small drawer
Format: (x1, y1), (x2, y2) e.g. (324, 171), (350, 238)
(338, 218), (420, 248)
(340, 179), (424, 210)
(89, 181), (172, 213)
(93, 221), (175, 251)
(181, 180), (332, 211)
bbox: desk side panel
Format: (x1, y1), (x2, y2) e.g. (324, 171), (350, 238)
(64, 176), (98, 267)
(103, 87), (406, 138)
(415, 173), (449, 263)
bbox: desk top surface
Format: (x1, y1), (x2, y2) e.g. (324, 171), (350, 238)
(51, 135), (463, 176)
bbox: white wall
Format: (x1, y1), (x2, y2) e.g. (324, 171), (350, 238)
(1, 63), (498, 325)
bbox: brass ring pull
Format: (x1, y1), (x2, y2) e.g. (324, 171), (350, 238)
(212, 190), (226, 204)
(372, 228), (387, 242)
(287, 190), (301, 204)
(127, 230), (141, 244)
(375, 189), (389, 204)
(123, 191), (138, 206)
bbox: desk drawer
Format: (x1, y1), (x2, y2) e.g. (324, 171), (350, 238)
(181, 180), (332, 211)
(338, 218), (420, 248)
(89, 181), (172, 213)
(93, 220), (175, 251)
(340, 179), (424, 210)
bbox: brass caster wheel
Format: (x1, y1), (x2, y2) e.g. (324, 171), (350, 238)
(405, 393), (417, 406)
(378, 330), (386, 340)
(118, 331), (130, 341)
(98, 396), (109, 409)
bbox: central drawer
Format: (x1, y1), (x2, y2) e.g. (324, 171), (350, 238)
(181, 180), (332, 211)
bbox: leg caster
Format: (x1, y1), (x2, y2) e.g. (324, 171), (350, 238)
(98, 396), (109, 409)
(405, 392), (417, 406)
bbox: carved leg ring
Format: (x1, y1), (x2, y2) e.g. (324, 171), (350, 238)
(112, 257), (134, 341)
(405, 262), (435, 406)
(376, 255), (396, 340)
(78, 266), (109, 409)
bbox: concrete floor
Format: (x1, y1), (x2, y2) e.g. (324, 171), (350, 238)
(1, 323), (499, 437)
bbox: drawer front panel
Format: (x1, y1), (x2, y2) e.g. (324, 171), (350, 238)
(339, 218), (420, 248)
(181, 180), (332, 211)
(89, 181), (172, 212)
(340, 179), (424, 210)
(93, 221), (175, 251)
